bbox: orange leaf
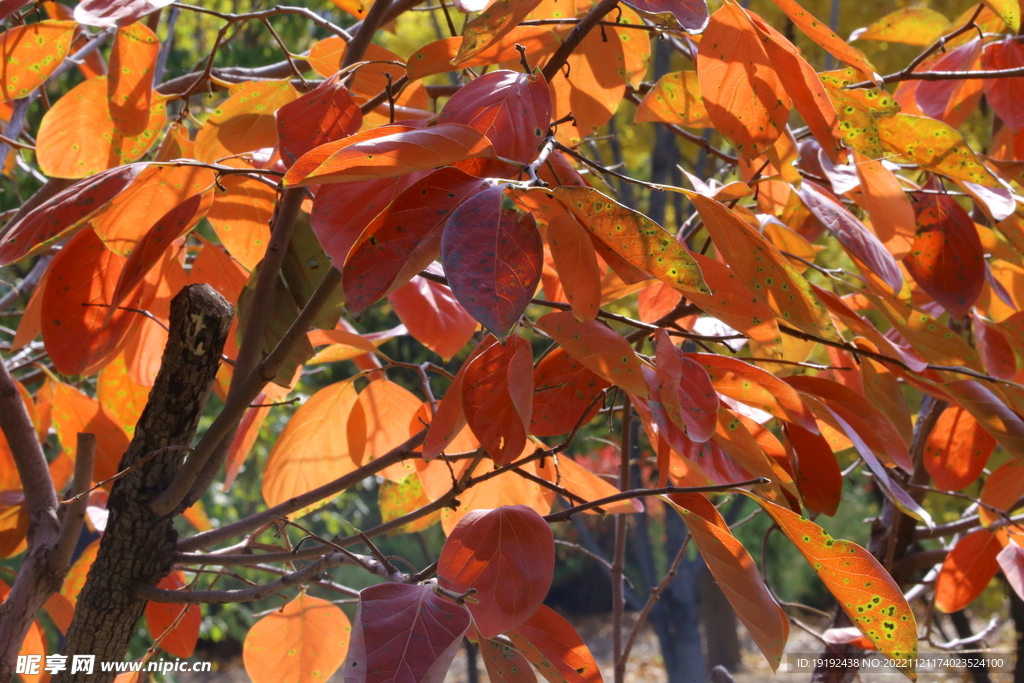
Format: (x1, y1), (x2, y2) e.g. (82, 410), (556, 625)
(347, 378), (422, 481)
(193, 80), (299, 165)
(51, 379), (130, 484)
(222, 396), (271, 491)
(924, 404), (995, 491)
(107, 22), (159, 136)
(535, 455), (638, 514)
(769, 0), (877, 79)
(849, 150), (915, 259)
(262, 381), (360, 515)
(244, 593), (351, 683)
(275, 78), (362, 165)
(748, 12), (842, 161)
(536, 311), (648, 398)
(665, 493), (788, 670)
(36, 77), (166, 178)
(934, 529), (1002, 613)
(407, 27), (562, 81)
(282, 123), (496, 187)
(145, 571), (201, 657)
(440, 454), (554, 534)
(696, 1), (789, 159)
(89, 163), (215, 256)
(654, 330), (718, 442)
(454, 0), (545, 64)
(547, 20), (626, 146)
(0, 20), (76, 101)
(507, 605), (603, 683)
(207, 174), (275, 271)
(691, 193), (839, 340)
(942, 379), (1024, 460)
(439, 505), (554, 638)
(687, 353), (817, 432)
(61, 538), (101, 607)
(634, 71), (710, 127)
(753, 497), (918, 671)
(0, 163), (145, 265)
(554, 186), (708, 299)
(96, 353), (151, 437)
(390, 271), (480, 361)
(478, 637), (538, 683)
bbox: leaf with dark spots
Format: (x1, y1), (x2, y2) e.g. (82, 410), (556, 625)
(904, 178), (985, 319)
(441, 186), (543, 340)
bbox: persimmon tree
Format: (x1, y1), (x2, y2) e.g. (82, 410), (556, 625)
(4, 0), (1024, 681)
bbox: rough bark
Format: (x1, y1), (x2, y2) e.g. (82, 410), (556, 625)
(54, 284), (232, 683)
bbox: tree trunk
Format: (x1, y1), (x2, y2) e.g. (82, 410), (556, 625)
(948, 610), (991, 683)
(54, 284), (232, 683)
(1009, 585), (1024, 683)
(700, 569), (741, 673)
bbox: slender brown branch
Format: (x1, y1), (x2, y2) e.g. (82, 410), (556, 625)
(541, 0), (620, 82)
(612, 397), (631, 683)
(342, 0), (394, 68)
(51, 434), (95, 571)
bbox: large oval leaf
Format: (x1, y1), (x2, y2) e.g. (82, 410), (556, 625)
(145, 571), (201, 658)
(244, 593), (351, 683)
(934, 529), (1002, 613)
(439, 505), (554, 638)
(262, 381), (360, 513)
(107, 22), (159, 136)
(462, 335), (533, 466)
(924, 404), (995, 491)
(389, 271), (479, 361)
(506, 605), (602, 683)
(530, 348), (609, 437)
(0, 20), (76, 101)
(441, 186), (543, 341)
(344, 583), (471, 683)
(276, 78), (362, 165)
(193, 80), (298, 165)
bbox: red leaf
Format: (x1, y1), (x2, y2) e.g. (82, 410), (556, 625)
(276, 78), (362, 165)
(389, 269), (478, 361)
(905, 179), (985, 319)
(783, 423), (841, 516)
(530, 348), (610, 437)
(506, 605), (602, 683)
(282, 123), (496, 187)
(145, 571), (201, 658)
(974, 314), (1017, 380)
(696, 2), (789, 159)
(441, 186), (543, 340)
(344, 168), (488, 315)
(935, 529), (1002, 613)
(0, 164), (144, 266)
(654, 330), (717, 442)
(924, 404), (995, 491)
(438, 505), (554, 638)
(799, 181), (902, 294)
(75, 0), (174, 26)
(439, 70), (551, 177)
(983, 37), (1024, 131)
(311, 175), (422, 268)
(462, 335), (533, 466)
(536, 311), (648, 398)
(344, 583), (471, 683)
(244, 593), (351, 683)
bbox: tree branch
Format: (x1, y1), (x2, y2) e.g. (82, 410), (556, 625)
(541, 0), (619, 82)
(51, 434), (94, 572)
